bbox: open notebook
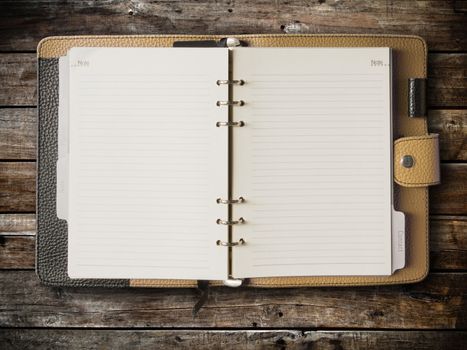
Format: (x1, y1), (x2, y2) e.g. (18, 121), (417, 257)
(57, 47), (405, 282)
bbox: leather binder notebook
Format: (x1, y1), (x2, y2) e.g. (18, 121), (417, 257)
(36, 35), (440, 288)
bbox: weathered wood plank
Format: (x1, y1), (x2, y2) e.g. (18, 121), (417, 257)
(0, 271), (464, 328)
(0, 162), (464, 214)
(0, 108), (465, 161)
(0, 54), (36, 105)
(0, 108), (36, 159)
(454, 0), (467, 12)
(0, 236), (34, 269)
(1, 214), (464, 270)
(428, 54), (467, 107)
(430, 164), (467, 216)
(1, 53), (466, 107)
(0, 330), (465, 350)
(0, 0), (466, 51)
(0, 162), (35, 212)
(0, 213), (36, 236)
(428, 110), (467, 162)
(304, 330), (467, 350)
(430, 216), (467, 270)
(0, 214), (35, 268)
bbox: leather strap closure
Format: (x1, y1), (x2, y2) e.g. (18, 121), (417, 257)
(394, 134), (440, 187)
(408, 78), (427, 117)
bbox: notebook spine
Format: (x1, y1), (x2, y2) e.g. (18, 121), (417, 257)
(216, 75), (246, 288)
(215, 79), (246, 127)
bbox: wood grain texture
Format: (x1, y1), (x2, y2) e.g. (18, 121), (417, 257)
(0, 236), (34, 269)
(0, 213), (36, 236)
(0, 54), (36, 105)
(454, 0), (467, 12)
(428, 110), (467, 162)
(1, 53), (466, 107)
(0, 162), (35, 212)
(0, 330), (466, 350)
(0, 0), (464, 346)
(428, 54), (467, 107)
(0, 0), (466, 51)
(0, 108), (36, 159)
(0, 214), (36, 270)
(0, 271), (465, 328)
(1, 215), (464, 271)
(430, 216), (467, 270)
(0, 107), (465, 161)
(430, 164), (467, 216)
(0, 162), (464, 214)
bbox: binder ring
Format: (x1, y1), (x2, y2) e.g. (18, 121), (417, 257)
(216, 238), (245, 247)
(216, 79), (245, 86)
(216, 197), (245, 204)
(216, 217), (245, 225)
(216, 121), (245, 127)
(216, 100), (245, 106)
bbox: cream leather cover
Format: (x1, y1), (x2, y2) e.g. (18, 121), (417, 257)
(38, 34), (438, 287)
(394, 134), (440, 187)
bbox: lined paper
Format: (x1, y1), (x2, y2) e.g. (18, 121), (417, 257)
(232, 48), (392, 278)
(65, 48), (229, 280)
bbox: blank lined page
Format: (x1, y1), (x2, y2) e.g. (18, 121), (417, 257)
(66, 48), (229, 280)
(232, 48), (392, 278)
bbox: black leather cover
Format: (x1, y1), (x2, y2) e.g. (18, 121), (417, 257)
(36, 58), (128, 287)
(408, 78), (427, 117)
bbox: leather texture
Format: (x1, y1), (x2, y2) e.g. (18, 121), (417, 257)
(394, 134), (440, 187)
(36, 58), (128, 287)
(408, 78), (427, 117)
(37, 34), (434, 288)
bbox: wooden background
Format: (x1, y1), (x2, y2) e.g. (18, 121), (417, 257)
(0, 1), (466, 349)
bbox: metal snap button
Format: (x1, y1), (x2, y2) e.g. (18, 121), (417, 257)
(401, 155), (414, 168)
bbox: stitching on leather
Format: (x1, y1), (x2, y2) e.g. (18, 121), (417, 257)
(394, 134), (437, 145)
(394, 135), (439, 186)
(130, 281), (197, 287)
(248, 36), (428, 287)
(38, 35), (429, 287)
(423, 187), (429, 281)
(395, 179), (440, 186)
(37, 35), (220, 57)
(250, 36), (428, 287)
(43, 35), (428, 288)
(38, 34), (427, 57)
(130, 280), (224, 287)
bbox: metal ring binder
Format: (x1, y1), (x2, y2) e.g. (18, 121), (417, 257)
(216, 238), (245, 247)
(216, 218), (245, 225)
(216, 79), (245, 86)
(216, 121), (245, 127)
(216, 100), (245, 106)
(216, 197), (245, 204)
(214, 75), (247, 275)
